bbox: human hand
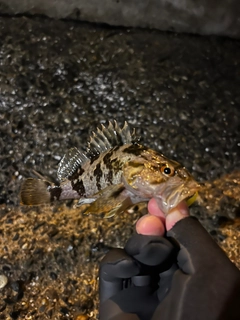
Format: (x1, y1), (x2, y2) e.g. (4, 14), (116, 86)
(99, 201), (240, 320)
(136, 198), (189, 236)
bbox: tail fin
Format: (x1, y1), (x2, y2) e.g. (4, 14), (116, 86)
(20, 178), (52, 205)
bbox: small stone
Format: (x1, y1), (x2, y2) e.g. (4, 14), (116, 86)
(11, 281), (20, 292)
(49, 272), (58, 280)
(60, 307), (70, 315)
(22, 243), (28, 250)
(0, 275), (8, 289)
(75, 315), (89, 320)
(12, 233), (19, 241)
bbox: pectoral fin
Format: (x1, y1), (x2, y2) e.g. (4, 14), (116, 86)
(82, 183), (133, 218)
(77, 197), (96, 205)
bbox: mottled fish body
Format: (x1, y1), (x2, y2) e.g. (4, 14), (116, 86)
(20, 121), (200, 217)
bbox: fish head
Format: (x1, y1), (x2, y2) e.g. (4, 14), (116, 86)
(122, 149), (201, 214)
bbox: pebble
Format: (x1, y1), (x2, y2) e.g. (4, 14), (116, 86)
(75, 315), (89, 320)
(0, 275), (8, 289)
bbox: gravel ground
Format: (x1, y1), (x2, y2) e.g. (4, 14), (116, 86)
(0, 16), (239, 319)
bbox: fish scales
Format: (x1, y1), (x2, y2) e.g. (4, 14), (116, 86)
(69, 144), (140, 197)
(20, 121), (200, 217)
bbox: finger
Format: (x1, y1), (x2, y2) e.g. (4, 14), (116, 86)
(148, 198), (189, 231)
(166, 201), (189, 231)
(136, 214), (165, 236)
(148, 198), (166, 221)
(136, 199), (189, 235)
(100, 248), (140, 303)
(100, 249), (140, 280)
(125, 234), (175, 267)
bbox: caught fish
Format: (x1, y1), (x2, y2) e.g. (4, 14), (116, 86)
(20, 121), (200, 218)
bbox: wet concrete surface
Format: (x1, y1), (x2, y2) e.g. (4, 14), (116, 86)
(0, 16), (239, 319)
(1, 0), (240, 38)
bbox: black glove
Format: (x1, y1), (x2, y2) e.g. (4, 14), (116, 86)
(99, 217), (240, 320)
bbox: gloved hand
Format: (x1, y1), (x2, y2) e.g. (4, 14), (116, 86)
(99, 202), (240, 320)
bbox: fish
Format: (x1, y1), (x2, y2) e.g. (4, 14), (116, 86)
(20, 121), (200, 218)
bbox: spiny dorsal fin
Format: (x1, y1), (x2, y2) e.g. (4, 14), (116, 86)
(87, 121), (136, 156)
(57, 147), (88, 181)
(57, 121), (137, 181)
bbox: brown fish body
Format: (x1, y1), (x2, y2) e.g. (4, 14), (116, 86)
(60, 143), (140, 198)
(20, 121), (200, 217)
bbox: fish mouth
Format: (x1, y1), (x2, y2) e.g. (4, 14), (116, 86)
(153, 177), (201, 214)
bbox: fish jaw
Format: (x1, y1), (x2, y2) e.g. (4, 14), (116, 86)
(123, 174), (201, 215)
(153, 177), (201, 214)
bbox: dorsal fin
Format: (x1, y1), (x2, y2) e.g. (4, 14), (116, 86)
(57, 121), (137, 181)
(57, 147), (88, 181)
(87, 121), (136, 156)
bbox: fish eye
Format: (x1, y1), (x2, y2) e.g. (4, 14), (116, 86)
(164, 167), (171, 174)
(161, 165), (175, 177)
